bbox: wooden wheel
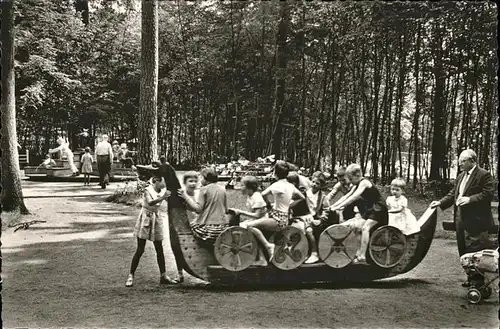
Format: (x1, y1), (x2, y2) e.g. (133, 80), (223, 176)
(369, 225), (407, 268)
(270, 226), (308, 270)
(214, 227), (258, 272)
(318, 224), (358, 268)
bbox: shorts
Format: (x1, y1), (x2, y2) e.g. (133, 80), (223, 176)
(269, 209), (289, 231)
(191, 223), (229, 245)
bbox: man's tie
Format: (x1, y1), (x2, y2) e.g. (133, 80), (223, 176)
(457, 172), (469, 205)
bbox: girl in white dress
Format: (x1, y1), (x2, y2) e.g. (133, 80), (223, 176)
(386, 178), (420, 236)
(80, 147), (93, 186)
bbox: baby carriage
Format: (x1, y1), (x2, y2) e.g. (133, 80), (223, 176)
(460, 248), (499, 304)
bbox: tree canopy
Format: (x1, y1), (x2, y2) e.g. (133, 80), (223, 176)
(13, 0), (498, 184)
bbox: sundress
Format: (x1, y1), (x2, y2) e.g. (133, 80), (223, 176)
(133, 186), (164, 241)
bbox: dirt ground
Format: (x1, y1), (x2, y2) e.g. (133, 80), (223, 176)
(2, 180), (498, 328)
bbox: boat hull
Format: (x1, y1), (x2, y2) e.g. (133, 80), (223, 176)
(165, 164), (437, 285)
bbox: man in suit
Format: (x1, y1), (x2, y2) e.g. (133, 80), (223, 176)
(430, 149), (495, 286)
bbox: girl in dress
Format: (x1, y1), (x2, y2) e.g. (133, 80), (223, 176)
(386, 178), (420, 235)
(330, 164), (388, 265)
(126, 175), (176, 287)
(240, 161), (305, 261)
(80, 147), (93, 186)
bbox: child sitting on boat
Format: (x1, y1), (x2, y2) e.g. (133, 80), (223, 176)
(179, 167), (230, 246)
(126, 175), (176, 287)
(287, 172), (328, 264)
(241, 161), (305, 262)
(228, 175), (269, 266)
(386, 178), (420, 236)
(330, 164), (388, 265)
(326, 167), (354, 222)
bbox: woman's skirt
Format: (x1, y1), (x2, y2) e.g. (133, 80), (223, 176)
(133, 208), (164, 241)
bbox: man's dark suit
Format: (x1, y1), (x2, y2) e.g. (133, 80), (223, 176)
(439, 166), (495, 255)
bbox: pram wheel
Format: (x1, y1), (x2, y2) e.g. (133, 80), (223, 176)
(466, 288), (482, 304)
(481, 287), (492, 300)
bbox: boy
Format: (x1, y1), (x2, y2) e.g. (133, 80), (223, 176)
(287, 172), (326, 264)
(327, 167), (354, 222)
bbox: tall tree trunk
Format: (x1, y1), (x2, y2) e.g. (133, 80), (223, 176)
(270, 1), (289, 159)
(1, 1), (29, 214)
(137, 0), (159, 164)
(429, 29), (447, 181)
(411, 23), (422, 189)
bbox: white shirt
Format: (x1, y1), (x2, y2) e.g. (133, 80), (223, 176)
(246, 192), (266, 210)
(306, 189), (319, 217)
(263, 179), (298, 213)
(457, 165), (476, 204)
(95, 141), (113, 156)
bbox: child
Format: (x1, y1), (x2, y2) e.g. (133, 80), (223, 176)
(80, 147), (93, 186)
(326, 167), (354, 222)
(287, 172), (326, 264)
(183, 171), (200, 226)
(126, 175), (175, 287)
(306, 173), (330, 262)
(330, 164), (388, 265)
(179, 167), (230, 246)
(386, 178), (420, 236)
(241, 161), (305, 261)
(228, 176), (268, 266)
(42, 154), (57, 168)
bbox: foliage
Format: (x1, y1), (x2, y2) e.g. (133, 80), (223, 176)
(14, 1), (498, 185)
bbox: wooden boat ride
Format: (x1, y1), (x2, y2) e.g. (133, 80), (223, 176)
(164, 164), (438, 285)
(24, 151), (137, 181)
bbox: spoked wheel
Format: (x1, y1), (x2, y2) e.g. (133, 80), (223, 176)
(270, 226), (308, 270)
(466, 288), (482, 304)
(368, 226), (407, 268)
(214, 227), (258, 272)
(318, 224), (358, 268)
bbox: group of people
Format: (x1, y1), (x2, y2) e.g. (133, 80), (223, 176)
(125, 158), (426, 286)
(124, 148), (496, 288)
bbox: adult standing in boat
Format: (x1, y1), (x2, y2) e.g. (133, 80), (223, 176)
(95, 134), (113, 189)
(430, 149), (495, 261)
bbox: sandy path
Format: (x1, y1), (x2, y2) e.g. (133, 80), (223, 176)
(1, 181), (498, 328)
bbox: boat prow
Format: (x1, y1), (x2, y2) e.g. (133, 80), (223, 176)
(166, 165), (437, 285)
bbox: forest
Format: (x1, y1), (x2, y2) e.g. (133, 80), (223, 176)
(10, 0), (499, 185)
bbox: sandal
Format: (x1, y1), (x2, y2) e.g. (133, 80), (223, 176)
(125, 275), (134, 287)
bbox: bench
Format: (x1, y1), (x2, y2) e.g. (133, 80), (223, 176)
(18, 149), (29, 168)
(442, 202), (499, 233)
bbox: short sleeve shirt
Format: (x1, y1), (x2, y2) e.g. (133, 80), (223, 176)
(246, 192), (266, 210)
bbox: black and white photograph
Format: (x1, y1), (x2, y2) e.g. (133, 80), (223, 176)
(0, 0), (498, 328)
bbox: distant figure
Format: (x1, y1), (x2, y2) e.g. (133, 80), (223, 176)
(49, 137), (78, 176)
(112, 141), (121, 161)
(80, 147), (94, 186)
(42, 154), (56, 169)
(430, 149), (495, 287)
(95, 134), (113, 188)
(119, 143), (134, 168)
